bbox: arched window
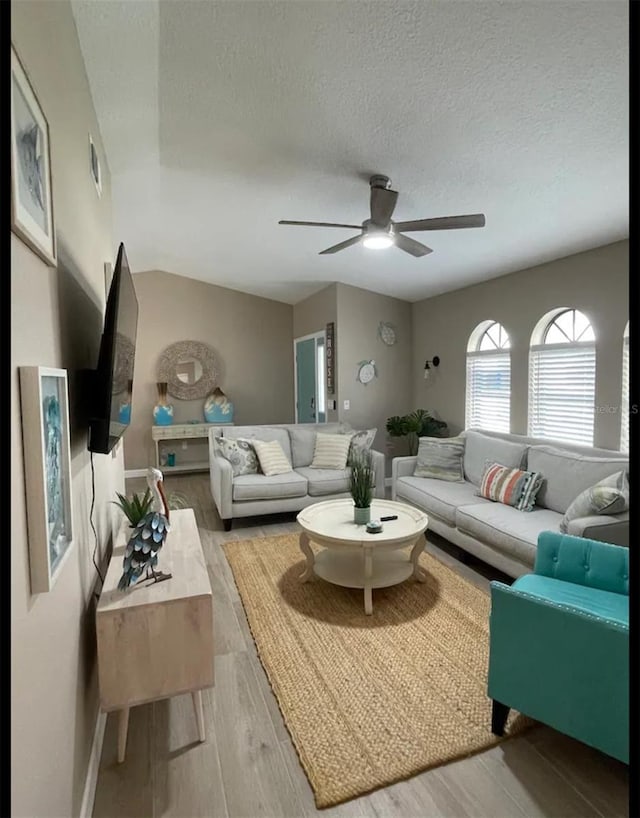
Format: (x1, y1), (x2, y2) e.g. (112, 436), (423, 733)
(621, 322), (629, 453)
(528, 308), (595, 445)
(465, 321), (511, 432)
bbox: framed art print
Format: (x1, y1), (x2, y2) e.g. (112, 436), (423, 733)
(11, 44), (56, 266)
(19, 367), (73, 593)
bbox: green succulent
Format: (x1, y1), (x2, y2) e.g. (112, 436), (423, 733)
(112, 489), (154, 527)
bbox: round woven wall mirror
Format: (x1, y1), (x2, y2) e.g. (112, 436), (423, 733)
(157, 340), (218, 400)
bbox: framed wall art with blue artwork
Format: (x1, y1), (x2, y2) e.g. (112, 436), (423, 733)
(11, 44), (56, 266)
(19, 367), (73, 593)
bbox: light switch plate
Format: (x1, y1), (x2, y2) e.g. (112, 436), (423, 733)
(343, 400), (350, 410)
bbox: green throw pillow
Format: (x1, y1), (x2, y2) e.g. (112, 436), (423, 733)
(560, 470), (629, 533)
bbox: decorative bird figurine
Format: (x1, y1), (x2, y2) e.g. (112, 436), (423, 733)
(118, 467), (172, 590)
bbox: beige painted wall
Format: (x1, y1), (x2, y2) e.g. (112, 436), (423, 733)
(336, 283), (414, 465)
(292, 284), (339, 422)
(126, 271), (294, 470)
(11, 4), (123, 816)
(411, 240), (629, 450)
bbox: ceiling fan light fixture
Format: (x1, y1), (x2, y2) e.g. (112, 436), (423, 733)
(363, 232), (394, 250)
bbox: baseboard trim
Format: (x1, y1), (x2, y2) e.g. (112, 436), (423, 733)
(124, 468), (148, 478)
(80, 709), (106, 818)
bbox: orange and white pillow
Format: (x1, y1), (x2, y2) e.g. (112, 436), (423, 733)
(478, 461), (544, 512)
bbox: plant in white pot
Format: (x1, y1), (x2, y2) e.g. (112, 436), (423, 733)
(349, 449), (375, 525)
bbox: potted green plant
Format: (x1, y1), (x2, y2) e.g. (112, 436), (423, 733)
(349, 449), (375, 525)
(112, 489), (154, 528)
(386, 409), (448, 455)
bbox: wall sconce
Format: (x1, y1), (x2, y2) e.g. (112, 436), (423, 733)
(424, 356), (440, 380)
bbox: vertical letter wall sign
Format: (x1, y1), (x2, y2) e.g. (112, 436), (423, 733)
(326, 322), (335, 395)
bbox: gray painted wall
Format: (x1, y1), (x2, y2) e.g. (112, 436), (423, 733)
(126, 270), (294, 470)
(336, 283), (414, 465)
(411, 240), (629, 450)
(11, 3), (122, 815)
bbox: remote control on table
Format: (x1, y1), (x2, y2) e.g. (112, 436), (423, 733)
(380, 515), (398, 522)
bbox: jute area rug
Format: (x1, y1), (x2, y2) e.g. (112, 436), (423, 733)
(223, 534), (530, 808)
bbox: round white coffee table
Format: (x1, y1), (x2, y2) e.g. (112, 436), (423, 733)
(296, 499), (429, 615)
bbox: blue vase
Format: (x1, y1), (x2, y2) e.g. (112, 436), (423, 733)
(118, 403), (131, 424)
(204, 389), (234, 423)
(153, 403), (174, 426)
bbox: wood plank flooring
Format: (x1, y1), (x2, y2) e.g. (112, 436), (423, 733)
(92, 474), (629, 818)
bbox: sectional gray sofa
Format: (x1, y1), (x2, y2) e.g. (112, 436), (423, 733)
(392, 429), (629, 578)
(209, 422), (385, 529)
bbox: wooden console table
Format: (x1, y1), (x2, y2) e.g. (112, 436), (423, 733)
(96, 508), (214, 762)
(152, 422), (234, 473)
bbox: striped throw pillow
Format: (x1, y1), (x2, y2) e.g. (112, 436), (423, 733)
(478, 461), (544, 512)
(413, 436), (465, 482)
(310, 433), (352, 470)
(251, 439), (293, 476)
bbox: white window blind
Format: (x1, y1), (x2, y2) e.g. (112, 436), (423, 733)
(466, 352), (511, 432)
(621, 334), (629, 453)
(528, 343), (595, 445)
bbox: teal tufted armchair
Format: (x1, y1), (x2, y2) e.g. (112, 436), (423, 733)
(488, 531), (629, 763)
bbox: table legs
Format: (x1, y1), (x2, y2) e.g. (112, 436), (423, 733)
(410, 534), (428, 582)
(192, 690), (206, 742)
(364, 545), (373, 615)
(117, 707), (130, 763)
(299, 532), (315, 581)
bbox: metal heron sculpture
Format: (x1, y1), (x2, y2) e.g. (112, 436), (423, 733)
(118, 467), (172, 590)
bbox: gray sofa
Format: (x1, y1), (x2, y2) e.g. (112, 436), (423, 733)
(209, 422), (385, 529)
(392, 429), (629, 578)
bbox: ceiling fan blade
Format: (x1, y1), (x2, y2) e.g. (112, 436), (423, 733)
(370, 187), (398, 226)
(394, 233), (433, 257)
(394, 213), (486, 232)
(279, 220), (361, 229)
(319, 235), (363, 255)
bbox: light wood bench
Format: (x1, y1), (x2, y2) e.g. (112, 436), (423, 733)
(96, 508), (214, 762)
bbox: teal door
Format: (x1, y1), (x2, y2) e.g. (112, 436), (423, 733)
(296, 337), (317, 423)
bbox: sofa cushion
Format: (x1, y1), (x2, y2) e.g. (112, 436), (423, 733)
(463, 430), (528, 486)
(413, 436), (465, 481)
(232, 471), (308, 502)
(513, 574), (628, 626)
(560, 470), (630, 533)
(214, 436), (259, 476)
(223, 426), (292, 464)
(311, 433), (352, 469)
(395, 477), (486, 525)
(295, 467), (353, 496)
(456, 503), (563, 565)
(289, 423), (346, 468)
(478, 462), (545, 512)
(527, 445), (629, 514)
(252, 439), (293, 476)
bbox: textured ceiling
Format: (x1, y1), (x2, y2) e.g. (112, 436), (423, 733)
(72, 0), (628, 304)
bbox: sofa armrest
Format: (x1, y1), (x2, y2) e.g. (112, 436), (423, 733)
(370, 449), (386, 499)
(209, 453), (233, 519)
(534, 531), (629, 595)
(391, 456), (417, 500)
(487, 580), (628, 762)
(566, 512), (629, 547)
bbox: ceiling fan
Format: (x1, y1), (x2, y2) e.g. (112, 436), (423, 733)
(279, 175), (485, 257)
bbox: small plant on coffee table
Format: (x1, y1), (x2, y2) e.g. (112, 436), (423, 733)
(350, 449), (374, 524)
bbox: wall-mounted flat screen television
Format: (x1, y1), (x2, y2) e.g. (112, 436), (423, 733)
(88, 243), (138, 454)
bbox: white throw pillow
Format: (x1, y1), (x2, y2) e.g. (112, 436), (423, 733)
(560, 470), (629, 533)
(310, 432), (352, 470)
(251, 439), (293, 476)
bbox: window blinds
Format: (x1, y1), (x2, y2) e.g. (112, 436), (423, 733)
(621, 335), (629, 453)
(528, 343), (595, 445)
(465, 352), (510, 432)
